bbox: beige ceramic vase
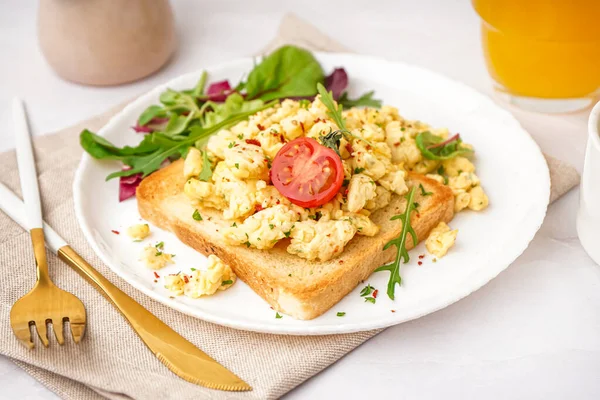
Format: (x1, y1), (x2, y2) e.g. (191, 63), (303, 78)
(38, 0), (177, 86)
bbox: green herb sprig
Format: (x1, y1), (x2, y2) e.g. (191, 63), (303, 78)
(316, 83), (376, 155)
(374, 186), (418, 300)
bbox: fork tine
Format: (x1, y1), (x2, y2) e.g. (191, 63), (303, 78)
(34, 320), (50, 347)
(11, 321), (34, 349)
(52, 318), (65, 345)
(69, 315), (86, 343)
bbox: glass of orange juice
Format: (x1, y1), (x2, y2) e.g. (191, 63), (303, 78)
(473, 0), (600, 113)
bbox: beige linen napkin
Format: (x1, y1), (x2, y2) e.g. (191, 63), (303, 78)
(0, 14), (580, 400)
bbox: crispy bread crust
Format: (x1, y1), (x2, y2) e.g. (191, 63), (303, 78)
(137, 159), (454, 319)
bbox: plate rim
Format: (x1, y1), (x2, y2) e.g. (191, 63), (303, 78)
(73, 52), (551, 335)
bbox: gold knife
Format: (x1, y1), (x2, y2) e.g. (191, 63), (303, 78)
(0, 181), (251, 392)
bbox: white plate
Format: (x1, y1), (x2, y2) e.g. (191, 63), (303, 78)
(73, 53), (550, 335)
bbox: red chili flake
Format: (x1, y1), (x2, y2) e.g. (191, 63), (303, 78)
(153, 271), (160, 279)
(416, 213), (421, 218)
(270, 306), (274, 310)
(255, 204), (264, 212)
(279, 134), (285, 143)
(344, 188), (349, 196)
(299, 121), (305, 133)
(183, 275), (189, 284)
(418, 254), (425, 259)
(153, 279), (158, 283)
(339, 260), (344, 264)
(245, 138), (261, 146)
(345, 143), (354, 154)
(111, 230), (120, 235)
(257, 123), (265, 131)
(373, 289), (378, 298)
(314, 118), (325, 124)
(418, 261), (423, 266)
(391, 309), (396, 313)
(393, 142), (401, 147)
(276, 199), (281, 204)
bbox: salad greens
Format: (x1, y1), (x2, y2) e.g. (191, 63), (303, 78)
(415, 131), (473, 161)
(245, 46), (324, 101)
(374, 186), (418, 300)
(80, 45), (382, 200)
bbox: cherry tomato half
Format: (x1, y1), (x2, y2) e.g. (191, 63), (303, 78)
(270, 137), (344, 208)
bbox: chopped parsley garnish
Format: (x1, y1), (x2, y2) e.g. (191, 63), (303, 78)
(269, 224), (275, 230)
(190, 268), (196, 271)
(413, 202), (419, 209)
(243, 241), (251, 248)
(155, 241), (164, 250)
(228, 142), (234, 148)
(419, 183), (432, 196)
(275, 312), (283, 319)
(354, 167), (365, 174)
(222, 279), (233, 285)
(237, 134), (243, 140)
(342, 178), (350, 186)
(299, 99), (311, 109)
(192, 209), (203, 221)
(336, 312), (346, 317)
(155, 251), (163, 257)
(232, 222), (237, 227)
(234, 163), (239, 169)
(283, 225), (294, 238)
(360, 284), (375, 297)
(364, 297), (376, 304)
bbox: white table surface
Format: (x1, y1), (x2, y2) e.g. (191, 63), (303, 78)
(1, 0), (599, 399)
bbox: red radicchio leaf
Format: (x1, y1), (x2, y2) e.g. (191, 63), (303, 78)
(119, 168), (142, 202)
(324, 68), (348, 99)
(287, 68), (349, 102)
(132, 117), (170, 134)
(204, 80), (232, 102)
(118, 159), (171, 202)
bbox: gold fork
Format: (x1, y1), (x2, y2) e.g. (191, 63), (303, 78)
(9, 98), (86, 348)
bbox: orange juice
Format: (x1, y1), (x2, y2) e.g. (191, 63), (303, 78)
(473, 0), (600, 100)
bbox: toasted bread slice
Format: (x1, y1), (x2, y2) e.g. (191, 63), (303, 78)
(137, 159), (454, 320)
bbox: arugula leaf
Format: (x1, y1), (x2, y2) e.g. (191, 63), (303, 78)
(103, 101), (276, 180)
(198, 150), (213, 181)
(80, 130), (159, 160)
(317, 83), (346, 130)
(338, 91), (382, 108)
(319, 129), (343, 157)
(416, 131), (473, 161)
(374, 186), (418, 300)
(246, 45), (324, 101)
(138, 105), (165, 126)
(192, 71), (208, 97)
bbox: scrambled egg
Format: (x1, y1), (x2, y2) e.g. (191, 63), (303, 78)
(183, 97), (488, 262)
(140, 243), (174, 270)
(164, 255), (236, 298)
(127, 223), (150, 240)
(426, 222), (458, 258)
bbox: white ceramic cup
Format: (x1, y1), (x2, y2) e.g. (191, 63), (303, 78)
(577, 100), (600, 264)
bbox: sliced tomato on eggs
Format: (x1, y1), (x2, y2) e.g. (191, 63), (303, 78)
(270, 137), (344, 208)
